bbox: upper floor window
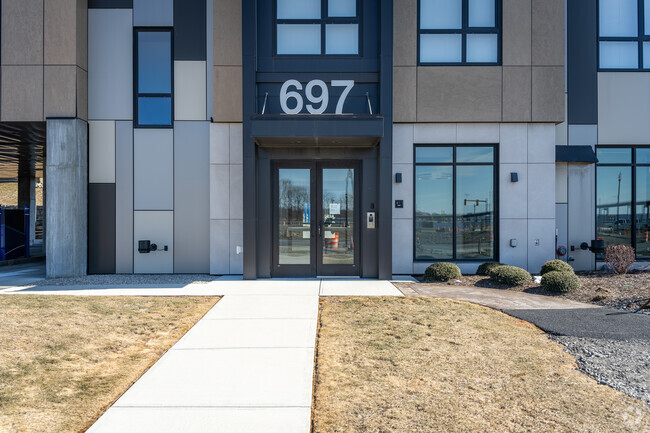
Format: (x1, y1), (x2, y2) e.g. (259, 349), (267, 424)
(418, 0), (501, 65)
(275, 0), (360, 56)
(135, 29), (173, 127)
(598, 0), (650, 69)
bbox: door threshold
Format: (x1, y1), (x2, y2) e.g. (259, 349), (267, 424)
(317, 276), (361, 279)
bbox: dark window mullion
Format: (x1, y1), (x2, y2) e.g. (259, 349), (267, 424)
(640, 0), (645, 68)
(452, 146), (457, 260)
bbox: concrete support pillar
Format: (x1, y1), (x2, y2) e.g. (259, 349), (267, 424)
(46, 118), (88, 277)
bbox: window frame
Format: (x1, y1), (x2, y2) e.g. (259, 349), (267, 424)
(417, 0), (502, 66)
(413, 144), (499, 262)
(597, 0), (650, 71)
(134, 27), (174, 129)
(595, 145), (650, 260)
(273, 0), (363, 57)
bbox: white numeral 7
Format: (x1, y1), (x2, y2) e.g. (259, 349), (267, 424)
(331, 80), (355, 115)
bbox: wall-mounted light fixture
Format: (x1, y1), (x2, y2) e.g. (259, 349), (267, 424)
(510, 172), (519, 182)
(395, 173), (402, 183)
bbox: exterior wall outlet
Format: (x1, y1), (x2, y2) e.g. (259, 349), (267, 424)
(534, 239), (540, 246)
(510, 239), (517, 247)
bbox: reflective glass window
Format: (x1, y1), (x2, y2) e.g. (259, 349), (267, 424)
(415, 145), (496, 261)
(277, 25), (322, 54)
(277, 0), (321, 19)
(599, 0), (637, 36)
(419, 0), (500, 65)
(326, 24), (359, 54)
(135, 29), (172, 127)
(328, 0), (356, 17)
(599, 41), (639, 68)
(597, 148), (632, 164)
(598, 0), (650, 70)
(636, 167), (650, 257)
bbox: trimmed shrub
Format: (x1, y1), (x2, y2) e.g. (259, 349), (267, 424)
(541, 271), (580, 293)
(540, 259), (574, 275)
(488, 265), (532, 286)
(605, 245), (635, 274)
(477, 261), (504, 276)
(424, 262), (462, 282)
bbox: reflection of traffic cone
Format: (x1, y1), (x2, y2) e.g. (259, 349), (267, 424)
(332, 232), (339, 251)
(490, 231), (494, 243)
(644, 231), (649, 243)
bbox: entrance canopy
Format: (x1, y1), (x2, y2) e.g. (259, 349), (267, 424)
(250, 115), (384, 147)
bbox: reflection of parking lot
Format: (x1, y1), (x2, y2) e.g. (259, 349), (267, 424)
(416, 228), (493, 258)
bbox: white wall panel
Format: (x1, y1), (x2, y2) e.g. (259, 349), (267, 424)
(568, 163), (596, 271)
(527, 163), (555, 219)
(210, 219), (230, 274)
(568, 124), (597, 146)
(392, 218), (413, 274)
(229, 164), (243, 220)
(392, 124), (414, 164)
(134, 129), (174, 210)
(134, 211), (174, 273)
(527, 123), (555, 163)
(413, 123), (457, 144)
(392, 163), (413, 219)
(500, 163), (527, 219)
(210, 123), (230, 164)
(210, 165), (230, 219)
(88, 9), (132, 120)
(89, 120), (115, 183)
(457, 123), (500, 143)
(499, 218), (528, 270)
(230, 219), (244, 274)
(229, 123), (243, 164)
(555, 162), (567, 203)
(527, 219), (556, 274)
(174, 122), (210, 273)
(134, 0), (173, 26)
(598, 72), (650, 144)
(175, 61), (207, 121)
(499, 123), (528, 164)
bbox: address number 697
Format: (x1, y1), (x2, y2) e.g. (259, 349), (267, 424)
(279, 79), (355, 115)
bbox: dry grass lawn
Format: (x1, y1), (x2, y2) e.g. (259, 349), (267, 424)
(313, 297), (650, 433)
(0, 182), (43, 206)
(0, 295), (219, 433)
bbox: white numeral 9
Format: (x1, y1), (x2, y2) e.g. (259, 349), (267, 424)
(280, 79), (303, 115)
(305, 80), (329, 114)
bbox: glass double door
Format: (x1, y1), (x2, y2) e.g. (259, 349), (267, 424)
(273, 161), (359, 277)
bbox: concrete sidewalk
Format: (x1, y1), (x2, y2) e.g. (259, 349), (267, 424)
(87, 285), (320, 433)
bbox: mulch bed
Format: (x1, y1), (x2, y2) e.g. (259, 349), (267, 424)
(417, 271), (650, 311)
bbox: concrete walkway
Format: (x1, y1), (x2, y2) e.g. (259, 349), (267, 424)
(87, 284), (320, 433)
(0, 261), (45, 289)
(401, 283), (650, 341)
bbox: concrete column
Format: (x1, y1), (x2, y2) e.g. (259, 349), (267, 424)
(46, 118), (88, 277)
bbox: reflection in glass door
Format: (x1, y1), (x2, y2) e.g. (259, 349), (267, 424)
(278, 169), (312, 266)
(321, 168), (355, 266)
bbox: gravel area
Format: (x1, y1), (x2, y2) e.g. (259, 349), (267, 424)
(27, 273), (221, 287)
(551, 335), (650, 405)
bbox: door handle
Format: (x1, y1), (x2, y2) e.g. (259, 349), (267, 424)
(318, 221), (323, 237)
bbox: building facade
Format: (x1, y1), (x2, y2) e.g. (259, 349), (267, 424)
(3, 0), (630, 279)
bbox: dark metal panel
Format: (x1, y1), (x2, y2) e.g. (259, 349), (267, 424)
(243, 0), (258, 279)
(567, 0), (598, 125)
(377, 0), (393, 280)
(89, 0), (133, 8)
(361, 156), (378, 277)
(556, 145), (598, 163)
(88, 183), (116, 274)
(174, 0), (206, 60)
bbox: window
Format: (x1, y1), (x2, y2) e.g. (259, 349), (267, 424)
(275, 0), (360, 55)
(598, 0), (650, 69)
(415, 145), (497, 261)
(596, 147), (650, 258)
(135, 29), (173, 127)
(418, 0), (501, 65)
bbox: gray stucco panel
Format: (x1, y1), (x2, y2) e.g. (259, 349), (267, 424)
(115, 121), (134, 273)
(174, 121), (210, 273)
(88, 9), (133, 120)
(134, 0), (173, 26)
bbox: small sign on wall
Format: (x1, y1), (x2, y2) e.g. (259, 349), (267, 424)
(329, 203), (341, 215)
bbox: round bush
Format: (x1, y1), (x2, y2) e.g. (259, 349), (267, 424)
(476, 262), (504, 276)
(424, 262), (462, 282)
(488, 265), (532, 286)
(540, 259), (574, 275)
(541, 271), (580, 293)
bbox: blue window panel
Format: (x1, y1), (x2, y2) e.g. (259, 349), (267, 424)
(328, 0), (356, 17)
(138, 31), (172, 93)
(420, 0), (462, 29)
(457, 147), (494, 163)
(466, 34), (498, 62)
(138, 97), (172, 126)
(597, 147), (632, 164)
(599, 41), (639, 68)
(645, 42), (650, 68)
(468, 0), (495, 27)
(277, 24), (321, 54)
(326, 24), (359, 54)
(637, 148), (650, 163)
(646, 0), (650, 34)
(277, 0), (320, 19)
(599, 0), (637, 37)
(420, 34), (462, 63)
(416, 146), (454, 163)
